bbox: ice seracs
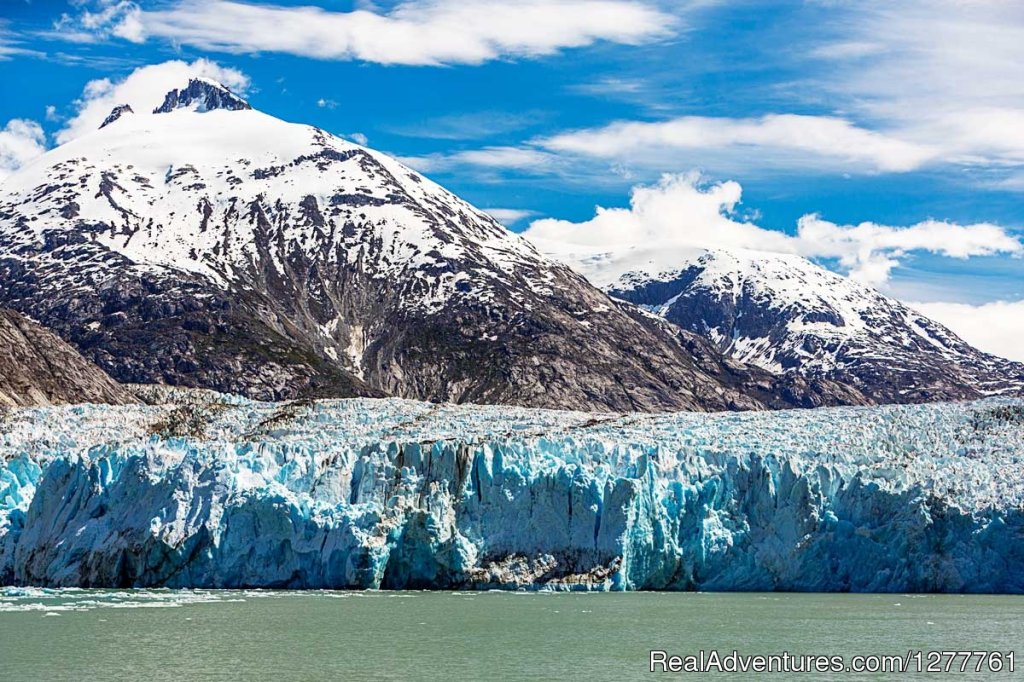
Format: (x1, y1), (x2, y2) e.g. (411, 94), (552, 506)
(1, 389), (1022, 592)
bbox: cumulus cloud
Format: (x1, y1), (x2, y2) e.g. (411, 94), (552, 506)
(796, 215), (1023, 286)
(55, 58), (250, 144)
(522, 173), (1023, 287)
(910, 300), (1024, 363)
(0, 119), (47, 183)
(60, 0), (676, 66)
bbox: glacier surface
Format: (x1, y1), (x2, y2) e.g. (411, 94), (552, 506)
(2, 390), (1023, 592)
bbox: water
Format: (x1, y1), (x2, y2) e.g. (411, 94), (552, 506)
(1, 589), (1021, 680)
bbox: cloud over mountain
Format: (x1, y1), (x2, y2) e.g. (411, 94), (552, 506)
(55, 58), (249, 144)
(0, 118), (46, 182)
(523, 173), (1022, 287)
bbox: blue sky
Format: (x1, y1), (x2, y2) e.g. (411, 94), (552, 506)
(1, 0), (1023, 357)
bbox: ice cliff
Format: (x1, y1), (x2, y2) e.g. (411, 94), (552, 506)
(2, 389), (1023, 592)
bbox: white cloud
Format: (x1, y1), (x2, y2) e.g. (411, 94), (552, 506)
(449, 146), (557, 169)
(317, 98), (337, 109)
(816, 1), (1024, 117)
(0, 119), (47, 183)
(807, 1), (1024, 175)
(911, 108), (1024, 167)
(809, 40), (884, 61)
(432, 113), (940, 179)
(398, 146), (558, 174)
(55, 58), (250, 144)
(910, 300), (1024, 363)
(795, 215), (1023, 286)
(989, 173), (1024, 192)
(485, 208), (538, 225)
(570, 77), (646, 96)
(522, 173), (1023, 287)
(63, 0), (677, 66)
(426, 2), (1024, 180)
(347, 132), (369, 146)
(539, 114), (937, 173)
(0, 23), (45, 60)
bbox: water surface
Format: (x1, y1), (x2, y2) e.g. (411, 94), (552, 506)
(1, 589), (1021, 680)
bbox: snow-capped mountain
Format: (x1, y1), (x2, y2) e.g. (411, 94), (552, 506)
(608, 248), (1024, 403)
(0, 79), (836, 412)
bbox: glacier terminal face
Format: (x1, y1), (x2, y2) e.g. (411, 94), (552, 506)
(2, 390), (1023, 592)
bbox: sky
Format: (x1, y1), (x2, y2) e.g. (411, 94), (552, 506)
(1, 0), (1023, 360)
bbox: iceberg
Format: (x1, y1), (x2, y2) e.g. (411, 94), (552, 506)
(2, 389), (1023, 592)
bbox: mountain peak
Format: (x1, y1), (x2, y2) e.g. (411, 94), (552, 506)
(606, 246), (1024, 402)
(0, 87), (866, 413)
(99, 103), (134, 129)
(153, 78), (252, 114)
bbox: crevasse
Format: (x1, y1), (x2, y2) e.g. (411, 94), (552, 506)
(1, 391), (1022, 592)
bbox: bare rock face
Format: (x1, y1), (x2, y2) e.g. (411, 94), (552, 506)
(0, 308), (135, 407)
(153, 78), (252, 113)
(99, 104), (134, 129)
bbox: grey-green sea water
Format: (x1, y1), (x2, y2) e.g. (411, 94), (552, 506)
(1, 589), (1021, 680)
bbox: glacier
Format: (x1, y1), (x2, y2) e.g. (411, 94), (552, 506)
(2, 389), (1023, 592)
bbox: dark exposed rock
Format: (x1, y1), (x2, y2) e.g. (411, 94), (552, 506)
(99, 104), (134, 129)
(153, 79), (252, 114)
(610, 249), (1024, 404)
(0, 307), (136, 407)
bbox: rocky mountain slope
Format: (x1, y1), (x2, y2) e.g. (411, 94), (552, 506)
(608, 248), (1024, 404)
(0, 79), (838, 412)
(0, 308), (134, 407)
